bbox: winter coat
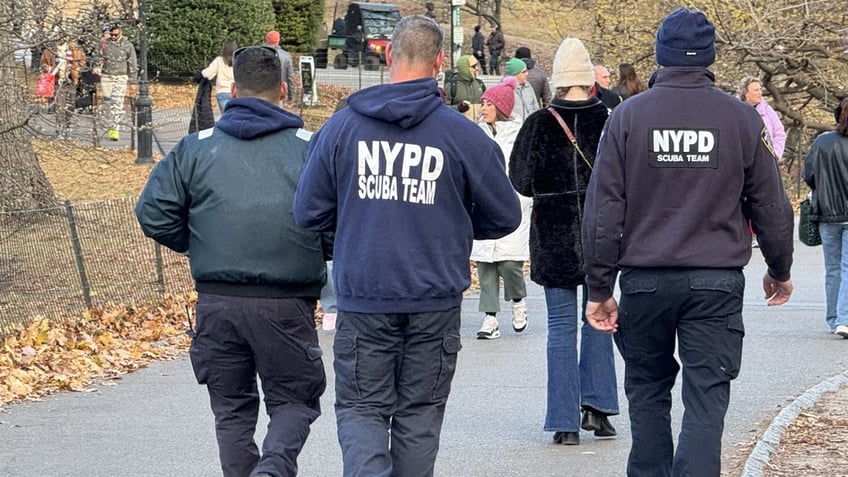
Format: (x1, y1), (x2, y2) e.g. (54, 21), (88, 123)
(101, 36), (137, 79)
(188, 74), (215, 134)
(293, 77), (521, 313)
(523, 58), (552, 107)
(755, 99), (786, 159)
(472, 32), (486, 57)
(513, 81), (540, 121)
(445, 55), (485, 121)
(583, 68), (793, 301)
(136, 97), (328, 298)
(486, 30), (505, 56)
(804, 131), (848, 223)
(509, 97), (609, 288)
(471, 116), (531, 262)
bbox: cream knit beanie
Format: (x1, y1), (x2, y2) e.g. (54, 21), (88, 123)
(550, 38), (595, 89)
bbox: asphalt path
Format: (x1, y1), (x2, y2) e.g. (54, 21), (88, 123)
(1, 225), (846, 476)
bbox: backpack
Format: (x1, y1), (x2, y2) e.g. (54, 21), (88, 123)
(443, 69), (485, 105)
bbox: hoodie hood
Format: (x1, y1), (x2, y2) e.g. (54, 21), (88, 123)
(456, 55), (474, 82)
(522, 57), (536, 70)
(216, 97), (304, 140)
(347, 78), (444, 129)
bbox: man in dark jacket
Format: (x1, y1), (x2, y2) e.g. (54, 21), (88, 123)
(486, 23), (505, 76)
(514, 46), (551, 107)
(293, 15), (520, 477)
(582, 8), (794, 477)
(592, 64), (621, 110)
(135, 46), (328, 477)
(472, 25), (487, 74)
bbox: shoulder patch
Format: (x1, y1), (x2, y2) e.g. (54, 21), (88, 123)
(296, 128), (313, 142)
(198, 128), (214, 140)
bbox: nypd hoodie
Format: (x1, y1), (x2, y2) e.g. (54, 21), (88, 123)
(293, 78), (521, 313)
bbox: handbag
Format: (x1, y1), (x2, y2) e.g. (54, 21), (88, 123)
(798, 196), (822, 246)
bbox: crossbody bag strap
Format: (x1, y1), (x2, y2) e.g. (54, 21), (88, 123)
(547, 106), (592, 169)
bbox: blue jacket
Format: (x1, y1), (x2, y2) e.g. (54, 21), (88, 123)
(135, 98), (328, 298)
(293, 78), (521, 313)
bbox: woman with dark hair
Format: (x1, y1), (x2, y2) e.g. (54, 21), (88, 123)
(803, 97), (848, 338)
(612, 63), (645, 100)
(202, 38), (237, 113)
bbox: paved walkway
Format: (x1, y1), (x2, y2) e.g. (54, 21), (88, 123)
(1, 229), (846, 476)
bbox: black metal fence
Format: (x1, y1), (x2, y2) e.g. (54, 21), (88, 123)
(0, 197), (192, 336)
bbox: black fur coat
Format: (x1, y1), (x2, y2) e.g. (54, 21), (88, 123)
(508, 97), (609, 288)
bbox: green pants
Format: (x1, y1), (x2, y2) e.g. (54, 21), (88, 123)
(476, 260), (527, 313)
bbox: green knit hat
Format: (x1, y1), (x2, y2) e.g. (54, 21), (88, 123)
(506, 58), (527, 76)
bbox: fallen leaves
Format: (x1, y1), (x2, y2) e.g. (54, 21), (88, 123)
(0, 293), (195, 406)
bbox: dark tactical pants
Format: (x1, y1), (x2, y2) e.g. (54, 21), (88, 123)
(190, 293), (326, 477)
(333, 308), (462, 477)
(616, 268), (745, 477)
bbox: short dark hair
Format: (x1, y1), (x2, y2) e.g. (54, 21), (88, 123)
(233, 46), (281, 98)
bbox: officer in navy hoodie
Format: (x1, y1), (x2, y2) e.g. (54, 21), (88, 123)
(293, 15), (521, 477)
(582, 8), (794, 477)
(135, 46), (329, 477)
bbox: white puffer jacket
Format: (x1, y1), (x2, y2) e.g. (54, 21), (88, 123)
(471, 116), (532, 262)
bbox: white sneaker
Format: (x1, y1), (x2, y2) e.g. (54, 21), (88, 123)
(512, 300), (528, 332)
(836, 325), (848, 339)
(477, 315), (501, 339)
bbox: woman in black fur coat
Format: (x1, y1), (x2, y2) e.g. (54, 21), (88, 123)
(508, 38), (619, 447)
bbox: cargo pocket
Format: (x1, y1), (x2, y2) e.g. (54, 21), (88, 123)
(188, 337), (210, 385)
(617, 273), (658, 358)
(432, 333), (462, 400)
(715, 313), (744, 380)
(333, 334), (361, 401)
(304, 344), (327, 399)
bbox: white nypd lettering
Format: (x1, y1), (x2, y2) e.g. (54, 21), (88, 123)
(650, 129), (718, 168)
(357, 140), (443, 204)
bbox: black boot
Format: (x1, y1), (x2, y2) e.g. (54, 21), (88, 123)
(581, 407), (617, 437)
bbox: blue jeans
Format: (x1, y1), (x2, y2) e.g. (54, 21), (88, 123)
(334, 308), (462, 477)
(617, 268), (744, 477)
(216, 92), (232, 113)
(543, 286), (618, 432)
(320, 261), (337, 313)
(819, 222), (848, 331)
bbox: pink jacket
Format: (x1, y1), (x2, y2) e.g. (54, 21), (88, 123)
(755, 99), (786, 160)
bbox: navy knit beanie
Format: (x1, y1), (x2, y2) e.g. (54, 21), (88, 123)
(655, 8), (715, 68)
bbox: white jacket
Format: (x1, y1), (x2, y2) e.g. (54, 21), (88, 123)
(471, 116), (532, 262)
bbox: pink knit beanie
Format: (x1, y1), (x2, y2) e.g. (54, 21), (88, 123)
(481, 76), (518, 117)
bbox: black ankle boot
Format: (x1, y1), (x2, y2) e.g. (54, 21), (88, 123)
(581, 408), (617, 437)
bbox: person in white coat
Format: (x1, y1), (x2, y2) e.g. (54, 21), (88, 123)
(472, 76), (533, 339)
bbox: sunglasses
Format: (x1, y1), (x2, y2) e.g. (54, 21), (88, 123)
(110, 33), (120, 38)
(470, 63), (480, 69)
(233, 45), (278, 60)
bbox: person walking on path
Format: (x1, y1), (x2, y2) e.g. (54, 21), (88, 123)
(472, 25), (487, 74)
(486, 23), (505, 76)
(472, 76), (531, 340)
(509, 37), (619, 447)
(803, 97), (848, 338)
(292, 15), (521, 477)
(98, 25), (137, 141)
(202, 38), (237, 114)
(504, 57), (539, 121)
(739, 76), (786, 160)
(265, 30), (295, 104)
(515, 46), (552, 107)
(135, 46), (330, 477)
(582, 8), (795, 476)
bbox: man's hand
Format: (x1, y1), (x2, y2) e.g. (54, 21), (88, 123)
(763, 273), (793, 306)
(586, 297), (619, 333)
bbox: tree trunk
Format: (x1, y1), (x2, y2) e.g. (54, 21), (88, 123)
(0, 5), (58, 213)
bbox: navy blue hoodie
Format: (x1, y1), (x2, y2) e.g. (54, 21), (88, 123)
(293, 78), (521, 313)
(136, 98), (329, 298)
